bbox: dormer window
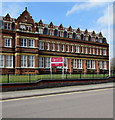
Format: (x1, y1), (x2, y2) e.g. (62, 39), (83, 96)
(38, 28), (43, 34)
(85, 36), (88, 41)
(20, 24), (25, 30)
(4, 22), (10, 30)
(99, 38), (102, 43)
(68, 33), (72, 38)
(91, 37), (95, 42)
(76, 34), (81, 40)
(96, 37), (98, 42)
(49, 30), (54, 36)
(26, 26), (31, 31)
(59, 31), (63, 37)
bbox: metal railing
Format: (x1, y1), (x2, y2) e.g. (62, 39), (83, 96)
(0, 73), (110, 83)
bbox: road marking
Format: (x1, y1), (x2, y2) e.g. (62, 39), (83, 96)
(1, 87), (113, 102)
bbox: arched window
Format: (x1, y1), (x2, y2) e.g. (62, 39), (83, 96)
(81, 34), (84, 40)
(54, 29), (58, 36)
(12, 22), (15, 30)
(43, 28), (48, 35)
(0, 20), (3, 29)
(36, 27), (38, 32)
(64, 31), (67, 38)
(103, 37), (107, 43)
(73, 32), (76, 39)
(96, 37), (98, 42)
(88, 35), (91, 41)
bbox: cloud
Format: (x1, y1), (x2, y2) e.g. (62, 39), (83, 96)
(66, 2), (99, 16)
(1, 3), (26, 18)
(97, 4), (113, 26)
(66, 0), (114, 16)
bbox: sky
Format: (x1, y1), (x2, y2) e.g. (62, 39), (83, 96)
(1, 1), (114, 58)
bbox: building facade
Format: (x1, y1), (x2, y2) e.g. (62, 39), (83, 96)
(0, 7), (109, 75)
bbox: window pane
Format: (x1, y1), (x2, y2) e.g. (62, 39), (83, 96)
(29, 40), (34, 47)
(6, 55), (13, 67)
(4, 38), (11, 47)
(0, 55), (4, 67)
(39, 57), (44, 68)
(46, 57), (50, 68)
(28, 56), (34, 67)
(21, 56), (27, 67)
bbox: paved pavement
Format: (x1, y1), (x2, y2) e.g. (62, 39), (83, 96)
(2, 82), (113, 100)
(2, 87), (113, 118)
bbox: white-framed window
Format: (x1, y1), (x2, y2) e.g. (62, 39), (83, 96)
(103, 49), (107, 56)
(76, 46), (80, 53)
(0, 55), (4, 68)
(73, 59), (77, 68)
(85, 36), (88, 41)
(96, 48), (98, 55)
(72, 46), (74, 52)
(59, 31), (63, 37)
(92, 37), (95, 42)
(28, 56), (34, 67)
(68, 34), (72, 38)
(93, 48), (95, 55)
(66, 45), (69, 52)
(89, 48), (92, 54)
(46, 57), (50, 68)
(38, 28), (43, 34)
(100, 49), (102, 55)
(99, 61), (102, 69)
(64, 58), (68, 68)
(86, 47), (88, 54)
(4, 38), (11, 47)
(6, 55), (13, 68)
(78, 59), (82, 69)
(20, 24), (25, 30)
(62, 44), (65, 52)
(49, 30), (54, 36)
(82, 47), (84, 53)
(39, 41), (44, 50)
(103, 61), (107, 69)
(4, 22), (10, 30)
(92, 60), (95, 69)
(46, 42), (50, 50)
(39, 57), (44, 68)
(20, 38), (27, 47)
(87, 60), (91, 69)
(77, 34), (81, 39)
(57, 44), (60, 51)
(21, 55), (27, 68)
(26, 26), (32, 31)
(52, 43), (55, 51)
(29, 39), (34, 48)
(99, 38), (102, 43)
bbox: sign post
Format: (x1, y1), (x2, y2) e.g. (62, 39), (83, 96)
(50, 57), (64, 80)
(50, 58), (52, 80)
(62, 57), (64, 79)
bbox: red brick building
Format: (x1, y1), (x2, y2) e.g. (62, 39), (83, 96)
(0, 7), (109, 75)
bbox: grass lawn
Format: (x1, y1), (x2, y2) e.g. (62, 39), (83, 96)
(0, 74), (109, 83)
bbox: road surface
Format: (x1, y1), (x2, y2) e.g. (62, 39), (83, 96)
(2, 88), (113, 118)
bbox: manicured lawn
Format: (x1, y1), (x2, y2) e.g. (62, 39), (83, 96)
(0, 74), (109, 83)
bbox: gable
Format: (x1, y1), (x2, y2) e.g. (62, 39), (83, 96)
(16, 8), (35, 25)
